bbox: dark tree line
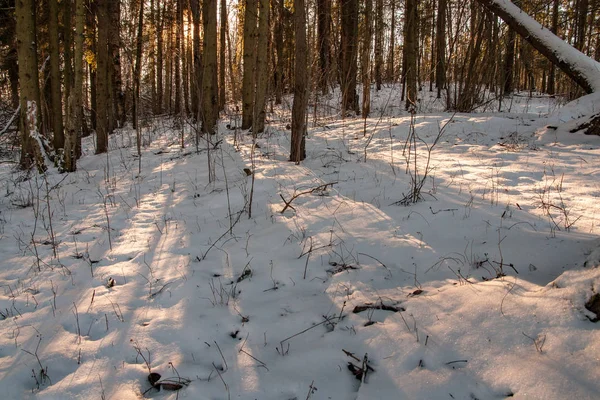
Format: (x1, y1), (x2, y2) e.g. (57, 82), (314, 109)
(1, 0), (600, 170)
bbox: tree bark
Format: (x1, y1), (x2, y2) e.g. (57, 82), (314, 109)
(290, 0), (307, 162)
(191, 0), (201, 119)
(202, 0), (219, 134)
(340, 0), (359, 115)
(65, 0), (85, 172)
(386, 0), (396, 82)
(404, 0), (418, 109)
(361, 0), (372, 118)
(219, 0), (227, 110)
(242, 0), (258, 129)
(317, 0), (331, 94)
(374, 0), (383, 90)
(16, 0), (42, 169)
(157, 1), (165, 114)
(49, 0), (64, 149)
(96, 0), (109, 154)
(435, 0), (446, 98)
(174, 0), (182, 117)
(253, 0), (269, 134)
(274, 0), (284, 104)
(108, 1), (122, 131)
(547, 0), (559, 95)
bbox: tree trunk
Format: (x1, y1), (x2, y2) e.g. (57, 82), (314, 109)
(575, 0), (589, 52)
(386, 0), (396, 81)
(274, 0), (284, 104)
(157, 1), (165, 114)
(65, 0), (85, 172)
(108, 1), (122, 131)
(435, 0), (446, 98)
(404, 0), (418, 109)
(63, 0), (73, 117)
(49, 0), (64, 149)
(174, 0), (182, 117)
(242, 0), (258, 129)
(87, 0), (97, 131)
(503, 18), (516, 94)
(547, 0), (558, 95)
(317, 0), (331, 94)
(361, 0), (372, 118)
(374, 0), (383, 90)
(96, 0), (109, 154)
(133, 0), (144, 131)
(202, 0), (219, 134)
(16, 0), (42, 169)
(191, 0), (201, 119)
(253, 0), (269, 134)
(290, 0), (307, 162)
(476, 0), (600, 94)
(219, 0), (227, 110)
(340, 0), (359, 115)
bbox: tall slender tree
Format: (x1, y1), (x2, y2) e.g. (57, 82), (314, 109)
(361, 0), (373, 118)
(219, 0), (227, 110)
(65, 0), (85, 172)
(242, 0), (258, 129)
(404, 0), (418, 109)
(317, 0), (331, 94)
(374, 0), (383, 90)
(49, 0), (64, 149)
(340, 0), (359, 115)
(95, 0), (109, 154)
(253, 0), (269, 134)
(108, 1), (123, 131)
(202, 0), (219, 134)
(274, 0), (284, 104)
(290, 0), (307, 162)
(435, 0), (447, 99)
(16, 0), (42, 169)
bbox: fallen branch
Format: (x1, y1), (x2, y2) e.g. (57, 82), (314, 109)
(279, 182), (337, 213)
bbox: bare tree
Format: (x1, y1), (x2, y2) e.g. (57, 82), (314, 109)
(202, 0), (219, 134)
(242, 0), (258, 129)
(290, 0), (307, 162)
(16, 0), (43, 169)
(49, 0), (64, 150)
(64, 0), (86, 172)
(340, 0), (359, 115)
(253, 0), (270, 134)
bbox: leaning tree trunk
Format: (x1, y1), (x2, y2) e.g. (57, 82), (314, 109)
(476, 0), (600, 94)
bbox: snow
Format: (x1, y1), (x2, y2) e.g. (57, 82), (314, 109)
(0, 88), (599, 399)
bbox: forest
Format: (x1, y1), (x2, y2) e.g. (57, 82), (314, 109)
(0, 0), (599, 399)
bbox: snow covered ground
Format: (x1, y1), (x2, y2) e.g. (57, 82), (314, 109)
(0, 88), (599, 399)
